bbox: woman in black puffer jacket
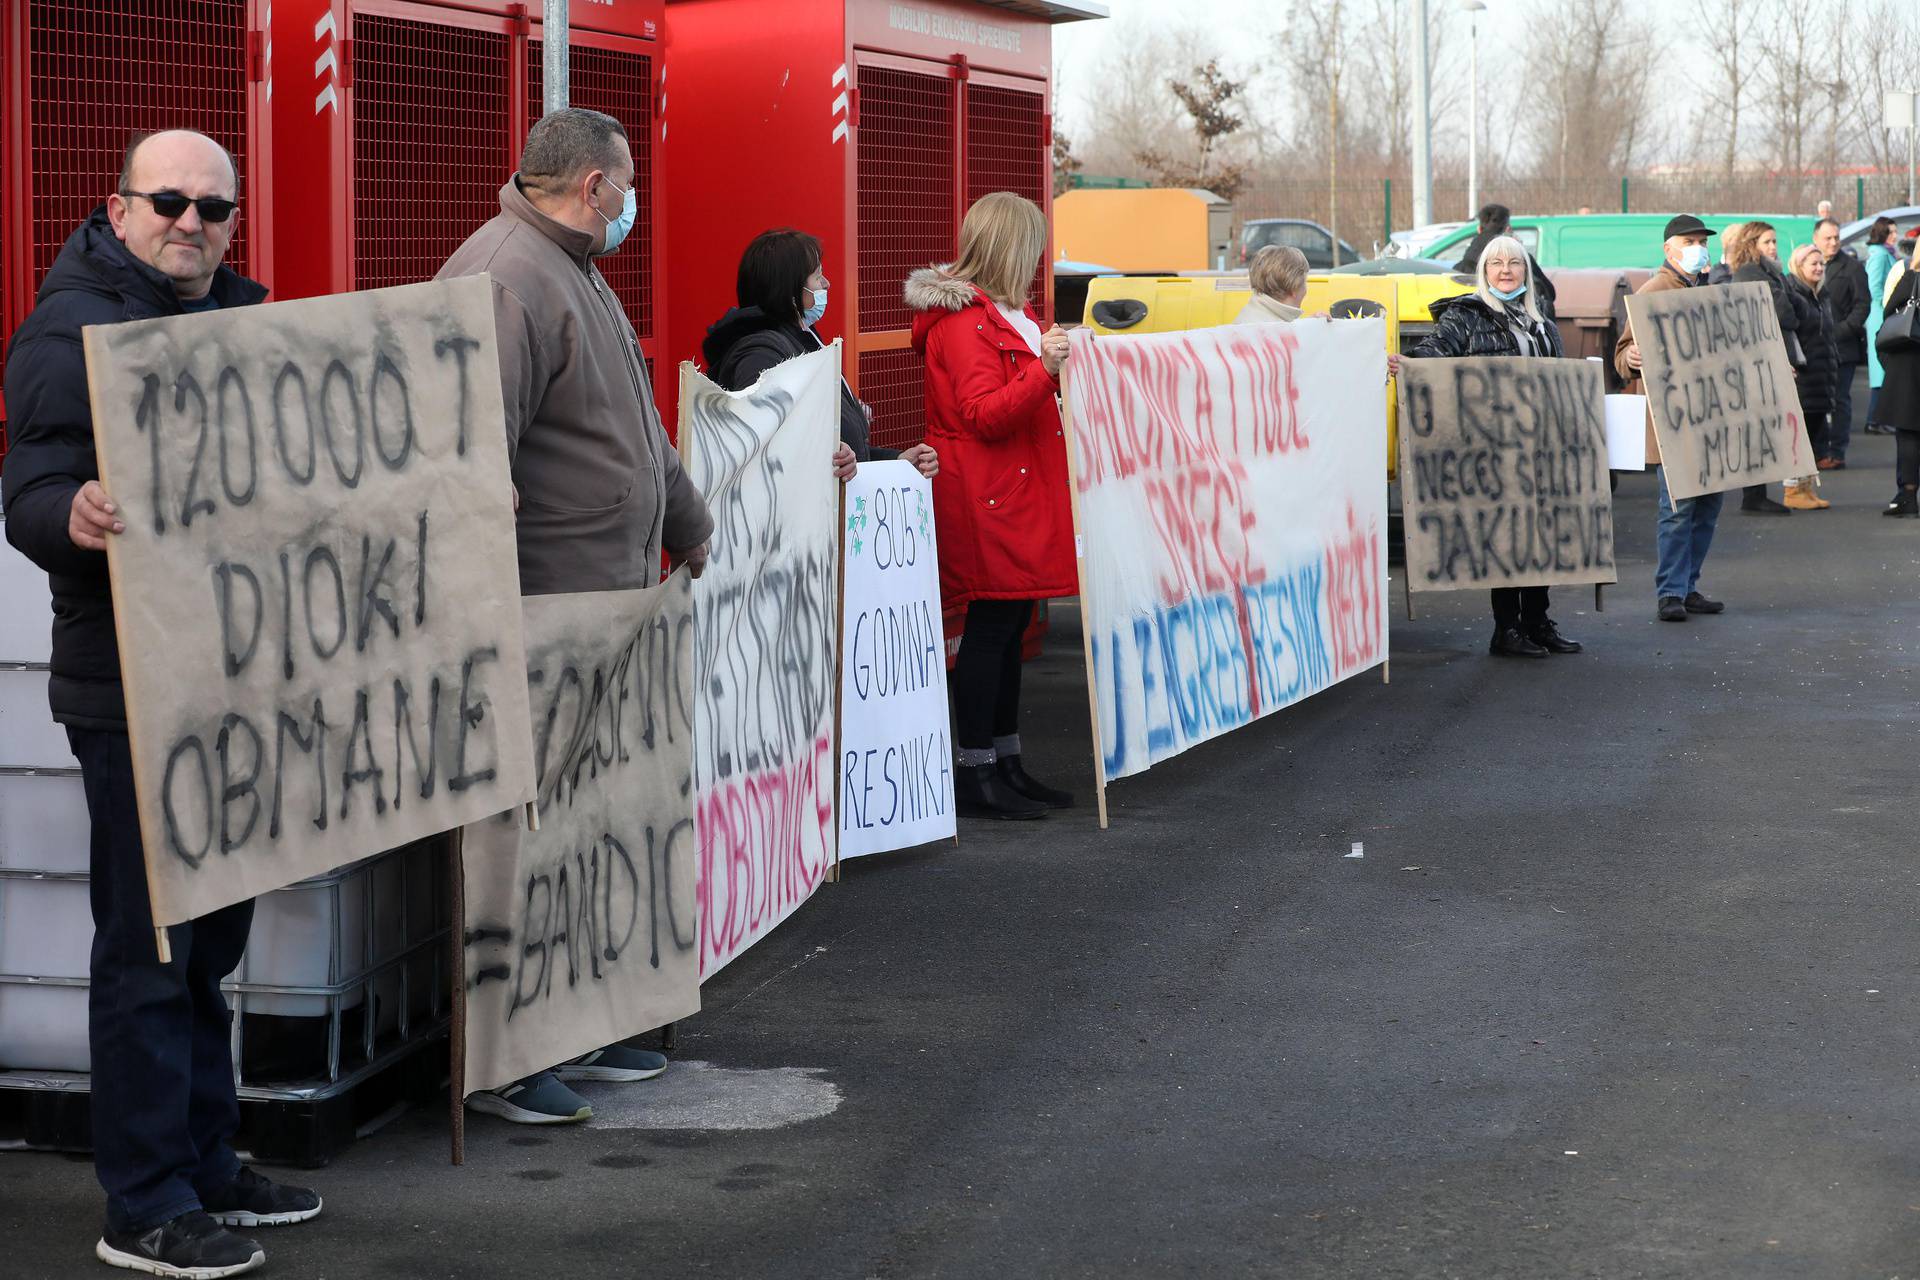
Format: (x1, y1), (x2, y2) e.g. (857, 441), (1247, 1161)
(1726, 221), (1800, 514)
(1781, 243), (1837, 509)
(1407, 235), (1581, 661)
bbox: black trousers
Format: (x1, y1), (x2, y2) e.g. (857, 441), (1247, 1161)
(1490, 586), (1550, 630)
(1899, 428), (1920, 489)
(69, 728), (253, 1232)
(1801, 410), (1830, 463)
(952, 599), (1033, 751)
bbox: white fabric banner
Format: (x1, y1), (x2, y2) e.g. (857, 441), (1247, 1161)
(679, 345), (841, 978)
(462, 574), (699, 1095)
(838, 460), (956, 859)
(1065, 321), (1390, 783)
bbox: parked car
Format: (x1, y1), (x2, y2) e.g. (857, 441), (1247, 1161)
(1419, 212), (1821, 270)
(1240, 218), (1360, 270)
(1381, 221), (1470, 259)
(1838, 206), (1920, 255)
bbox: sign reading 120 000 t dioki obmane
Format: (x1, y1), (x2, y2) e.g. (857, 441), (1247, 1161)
(1064, 320), (1389, 790)
(84, 277), (535, 927)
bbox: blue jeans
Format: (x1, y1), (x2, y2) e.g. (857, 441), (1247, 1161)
(1830, 363), (1856, 459)
(69, 728), (253, 1233)
(1654, 468), (1724, 601)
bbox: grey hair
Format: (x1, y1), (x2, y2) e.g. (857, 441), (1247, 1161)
(1474, 235), (1542, 323)
(519, 108), (629, 189)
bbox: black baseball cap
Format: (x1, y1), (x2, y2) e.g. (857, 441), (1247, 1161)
(1663, 215), (1716, 239)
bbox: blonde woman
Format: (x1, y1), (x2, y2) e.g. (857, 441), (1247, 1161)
(1782, 244), (1836, 508)
(905, 193), (1075, 819)
(1407, 236), (1581, 659)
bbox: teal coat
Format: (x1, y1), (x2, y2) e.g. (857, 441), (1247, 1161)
(1867, 243), (1898, 388)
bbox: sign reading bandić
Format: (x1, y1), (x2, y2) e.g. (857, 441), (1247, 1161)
(1064, 321), (1390, 785)
(678, 346), (840, 977)
(838, 460), (955, 859)
(462, 574), (699, 1096)
(1625, 280), (1813, 500)
(1397, 356), (1617, 591)
(83, 277), (535, 927)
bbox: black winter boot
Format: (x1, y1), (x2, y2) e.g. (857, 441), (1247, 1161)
(955, 764), (1048, 820)
(995, 755), (1075, 808)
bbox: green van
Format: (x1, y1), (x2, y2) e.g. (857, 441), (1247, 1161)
(1420, 213), (1821, 271)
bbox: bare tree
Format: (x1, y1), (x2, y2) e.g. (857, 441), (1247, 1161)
(1691, 0), (1762, 175)
(1520, 0), (1662, 182)
(1839, 0), (1920, 189)
(1135, 60), (1250, 196)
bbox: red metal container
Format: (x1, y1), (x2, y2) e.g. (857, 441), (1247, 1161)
(662, 0), (1099, 450)
(267, 0), (669, 408)
(1, 0), (272, 468)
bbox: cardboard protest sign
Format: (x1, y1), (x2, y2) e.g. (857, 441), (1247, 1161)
(83, 277), (534, 927)
(1396, 356), (1616, 593)
(1625, 281), (1812, 500)
(678, 345), (840, 977)
(461, 574), (698, 1096)
(838, 460), (955, 859)
(1064, 321), (1389, 794)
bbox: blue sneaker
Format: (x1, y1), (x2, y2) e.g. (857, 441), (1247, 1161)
(466, 1071), (592, 1124)
(555, 1044), (668, 1083)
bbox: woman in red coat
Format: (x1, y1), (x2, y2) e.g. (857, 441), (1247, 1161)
(906, 192), (1077, 820)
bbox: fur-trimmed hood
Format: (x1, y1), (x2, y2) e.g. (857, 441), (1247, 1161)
(904, 264), (982, 314)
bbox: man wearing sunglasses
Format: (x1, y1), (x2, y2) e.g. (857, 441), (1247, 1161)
(3, 129), (320, 1279)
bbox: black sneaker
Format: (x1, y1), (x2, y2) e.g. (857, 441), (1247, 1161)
(1526, 620), (1583, 654)
(1657, 596), (1688, 622)
(96, 1210), (263, 1278)
(1489, 626), (1549, 658)
(1683, 591), (1724, 614)
(199, 1165), (323, 1228)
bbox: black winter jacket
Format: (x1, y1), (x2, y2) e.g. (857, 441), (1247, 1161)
(1, 209), (267, 729)
(1785, 276), (1838, 415)
(1407, 292), (1565, 360)
(1821, 249), (1871, 364)
(702, 306), (875, 460)
(1450, 230), (1558, 325)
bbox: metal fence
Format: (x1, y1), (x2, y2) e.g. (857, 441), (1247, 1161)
(1233, 175), (1918, 251)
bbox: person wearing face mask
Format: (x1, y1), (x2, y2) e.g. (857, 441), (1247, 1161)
(1406, 236), (1581, 659)
(1619, 215), (1730, 623)
(702, 228), (938, 481)
(436, 109), (715, 1125)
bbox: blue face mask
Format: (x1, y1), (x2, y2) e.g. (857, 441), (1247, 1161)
(593, 177), (637, 255)
(1679, 244), (1711, 275)
(1491, 282), (1527, 301)
(802, 284), (828, 328)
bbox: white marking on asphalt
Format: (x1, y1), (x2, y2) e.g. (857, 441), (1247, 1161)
(577, 1061), (841, 1131)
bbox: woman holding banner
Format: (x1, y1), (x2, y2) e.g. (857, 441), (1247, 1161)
(704, 228), (939, 480)
(905, 192), (1076, 820)
(1407, 236), (1582, 660)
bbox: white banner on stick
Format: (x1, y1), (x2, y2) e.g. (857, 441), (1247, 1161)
(838, 460), (956, 859)
(462, 574), (699, 1095)
(679, 346), (841, 978)
(82, 277), (535, 927)
(1065, 321), (1390, 790)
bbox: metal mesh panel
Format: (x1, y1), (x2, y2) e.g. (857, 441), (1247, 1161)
(861, 348), (930, 454)
(857, 65), (955, 333)
(24, 0), (252, 294)
(352, 15), (510, 290)
(965, 82), (1048, 323)
(528, 43), (654, 339)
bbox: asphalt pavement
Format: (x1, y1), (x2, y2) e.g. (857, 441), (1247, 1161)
(5, 432), (1918, 1279)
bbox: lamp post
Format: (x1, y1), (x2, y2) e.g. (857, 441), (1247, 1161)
(1411, 0), (1433, 228)
(1462, 0), (1486, 221)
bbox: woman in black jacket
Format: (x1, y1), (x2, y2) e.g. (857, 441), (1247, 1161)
(1725, 222), (1798, 515)
(1877, 237), (1920, 515)
(1407, 235), (1581, 660)
(1781, 244), (1836, 509)
(703, 228), (938, 480)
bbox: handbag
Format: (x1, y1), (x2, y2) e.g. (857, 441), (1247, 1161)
(1879, 295), (1920, 355)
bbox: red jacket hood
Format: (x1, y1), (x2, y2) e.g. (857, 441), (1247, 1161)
(907, 265), (994, 353)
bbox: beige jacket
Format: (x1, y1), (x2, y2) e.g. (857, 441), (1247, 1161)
(437, 178), (712, 595)
(1615, 262), (1697, 467)
(1235, 294), (1303, 325)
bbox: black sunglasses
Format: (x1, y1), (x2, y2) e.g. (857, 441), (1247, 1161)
(121, 189), (238, 223)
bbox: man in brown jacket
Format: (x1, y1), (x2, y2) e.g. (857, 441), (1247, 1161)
(438, 108), (714, 1125)
(1616, 214), (1728, 624)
